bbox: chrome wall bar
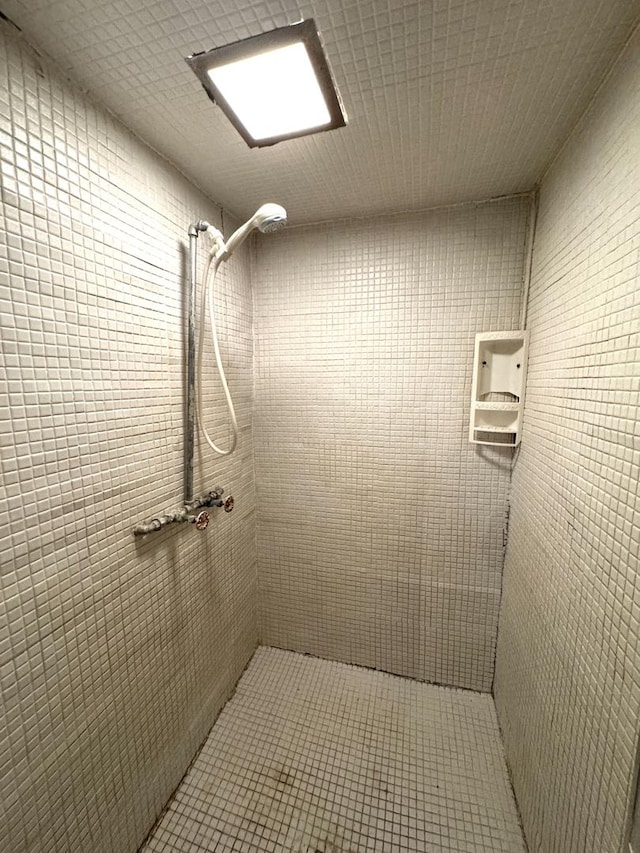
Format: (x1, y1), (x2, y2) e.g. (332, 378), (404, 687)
(185, 219), (226, 501)
(185, 222), (203, 503)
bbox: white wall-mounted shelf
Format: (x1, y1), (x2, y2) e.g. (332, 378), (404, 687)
(469, 330), (529, 446)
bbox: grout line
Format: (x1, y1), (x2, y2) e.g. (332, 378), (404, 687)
(519, 191), (539, 331)
(279, 190), (534, 232)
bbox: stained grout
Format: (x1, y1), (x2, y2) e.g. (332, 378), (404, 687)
(143, 647), (526, 852)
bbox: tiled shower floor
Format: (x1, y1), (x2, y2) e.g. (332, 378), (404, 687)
(143, 648), (525, 852)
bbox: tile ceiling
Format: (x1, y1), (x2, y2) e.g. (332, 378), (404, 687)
(2, 0), (639, 224)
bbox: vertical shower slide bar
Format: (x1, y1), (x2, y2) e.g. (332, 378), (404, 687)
(185, 222), (204, 503)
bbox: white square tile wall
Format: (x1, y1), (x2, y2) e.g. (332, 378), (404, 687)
(143, 646), (526, 853)
(495, 24), (640, 853)
(253, 197), (530, 692)
(0, 23), (257, 853)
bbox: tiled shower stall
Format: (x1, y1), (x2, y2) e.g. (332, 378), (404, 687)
(0, 5), (639, 853)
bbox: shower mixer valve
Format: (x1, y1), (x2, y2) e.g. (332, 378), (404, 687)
(132, 487), (234, 536)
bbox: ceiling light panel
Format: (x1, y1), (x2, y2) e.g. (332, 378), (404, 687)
(186, 19), (347, 148)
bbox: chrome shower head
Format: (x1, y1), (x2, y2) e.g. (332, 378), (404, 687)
(219, 203), (288, 259)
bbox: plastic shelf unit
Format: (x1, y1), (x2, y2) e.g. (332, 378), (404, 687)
(469, 330), (529, 446)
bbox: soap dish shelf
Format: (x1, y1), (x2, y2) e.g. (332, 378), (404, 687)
(469, 331), (529, 447)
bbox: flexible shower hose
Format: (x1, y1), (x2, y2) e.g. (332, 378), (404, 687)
(196, 250), (238, 456)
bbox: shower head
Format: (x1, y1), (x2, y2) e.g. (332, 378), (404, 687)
(218, 203), (287, 259)
(253, 203), (288, 233)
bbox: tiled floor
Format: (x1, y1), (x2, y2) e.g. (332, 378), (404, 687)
(142, 648), (525, 852)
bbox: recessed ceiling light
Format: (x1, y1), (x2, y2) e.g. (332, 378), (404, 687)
(186, 19), (347, 148)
